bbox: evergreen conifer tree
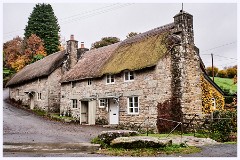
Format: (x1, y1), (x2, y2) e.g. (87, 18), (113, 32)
(24, 3), (60, 55)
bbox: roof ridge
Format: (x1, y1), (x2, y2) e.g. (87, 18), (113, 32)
(121, 22), (174, 46)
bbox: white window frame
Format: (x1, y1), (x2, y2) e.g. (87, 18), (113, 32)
(127, 96), (139, 114)
(124, 71), (134, 82)
(99, 99), (108, 108)
(106, 74), (115, 84)
(88, 79), (92, 85)
(37, 92), (42, 100)
(72, 99), (78, 108)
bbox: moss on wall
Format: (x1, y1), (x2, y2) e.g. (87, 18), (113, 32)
(201, 74), (225, 114)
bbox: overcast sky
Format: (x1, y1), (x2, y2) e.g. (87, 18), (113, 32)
(2, 2), (237, 69)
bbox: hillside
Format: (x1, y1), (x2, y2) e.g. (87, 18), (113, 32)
(211, 77), (237, 94)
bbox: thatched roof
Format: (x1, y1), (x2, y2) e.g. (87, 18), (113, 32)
(6, 50), (66, 87)
(61, 42), (120, 82)
(61, 23), (174, 83)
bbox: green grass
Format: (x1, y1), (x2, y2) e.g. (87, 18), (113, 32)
(49, 113), (78, 122)
(97, 145), (201, 156)
(211, 77), (237, 94)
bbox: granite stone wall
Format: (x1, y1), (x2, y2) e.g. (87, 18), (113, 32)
(9, 68), (62, 112)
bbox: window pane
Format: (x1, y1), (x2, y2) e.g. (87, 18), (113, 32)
(111, 75), (114, 83)
(134, 97), (138, 103)
(135, 108), (138, 113)
(129, 108), (133, 113)
(130, 72), (134, 80)
(129, 102), (133, 107)
(129, 97), (133, 103)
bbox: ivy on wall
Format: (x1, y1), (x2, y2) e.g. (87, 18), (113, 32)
(201, 75), (225, 114)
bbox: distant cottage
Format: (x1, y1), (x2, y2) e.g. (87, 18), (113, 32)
(7, 10), (224, 132)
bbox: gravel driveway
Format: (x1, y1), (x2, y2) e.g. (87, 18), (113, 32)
(3, 88), (112, 143)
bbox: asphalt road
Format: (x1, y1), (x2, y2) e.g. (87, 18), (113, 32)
(3, 88), (112, 144)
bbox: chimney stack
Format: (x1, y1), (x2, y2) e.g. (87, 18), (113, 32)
(66, 34), (78, 70)
(81, 42), (85, 48)
(70, 34), (74, 40)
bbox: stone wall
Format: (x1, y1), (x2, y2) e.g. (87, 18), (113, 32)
(47, 68), (62, 112)
(9, 68), (62, 112)
(60, 54), (172, 131)
(9, 77), (49, 111)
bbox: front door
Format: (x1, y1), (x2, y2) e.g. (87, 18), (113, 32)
(30, 94), (34, 110)
(109, 99), (119, 124)
(80, 101), (88, 124)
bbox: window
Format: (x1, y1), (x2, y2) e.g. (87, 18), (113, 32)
(124, 71), (134, 81)
(99, 99), (108, 108)
(72, 99), (78, 108)
(88, 79), (92, 85)
(37, 92), (42, 100)
(72, 82), (76, 88)
(106, 75), (115, 84)
(128, 96), (139, 114)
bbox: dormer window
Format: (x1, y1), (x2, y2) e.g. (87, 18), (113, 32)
(88, 79), (92, 85)
(106, 75), (115, 84)
(124, 71), (134, 81)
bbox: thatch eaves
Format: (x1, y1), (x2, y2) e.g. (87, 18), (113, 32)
(6, 50), (66, 87)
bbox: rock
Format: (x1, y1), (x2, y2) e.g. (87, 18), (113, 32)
(98, 130), (139, 145)
(110, 136), (172, 149)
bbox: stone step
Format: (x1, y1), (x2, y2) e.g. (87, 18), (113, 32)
(3, 142), (100, 153)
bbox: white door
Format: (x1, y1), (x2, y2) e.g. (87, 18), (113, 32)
(109, 99), (119, 124)
(88, 100), (96, 125)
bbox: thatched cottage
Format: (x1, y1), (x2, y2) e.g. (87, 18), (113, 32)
(60, 10), (224, 132)
(6, 35), (89, 112)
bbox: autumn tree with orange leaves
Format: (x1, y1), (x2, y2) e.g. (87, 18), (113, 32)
(3, 34), (47, 72)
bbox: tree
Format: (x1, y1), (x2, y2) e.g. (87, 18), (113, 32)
(3, 36), (24, 69)
(218, 70), (227, 78)
(126, 32), (140, 38)
(24, 3), (60, 55)
(206, 66), (219, 77)
(91, 37), (120, 49)
(226, 67), (237, 78)
(25, 34), (47, 62)
(3, 34), (47, 72)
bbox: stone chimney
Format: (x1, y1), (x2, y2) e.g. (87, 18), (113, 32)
(77, 42), (89, 60)
(66, 34), (78, 69)
(173, 10), (194, 44)
(81, 42), (84, 48)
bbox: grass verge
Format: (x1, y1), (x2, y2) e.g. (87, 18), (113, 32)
(97, 145), (201, 157)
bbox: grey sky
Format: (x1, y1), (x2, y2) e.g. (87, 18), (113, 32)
(3, 2), (237, 69)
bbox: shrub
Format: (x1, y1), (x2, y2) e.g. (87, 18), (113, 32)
(210, 110), (237, 142)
